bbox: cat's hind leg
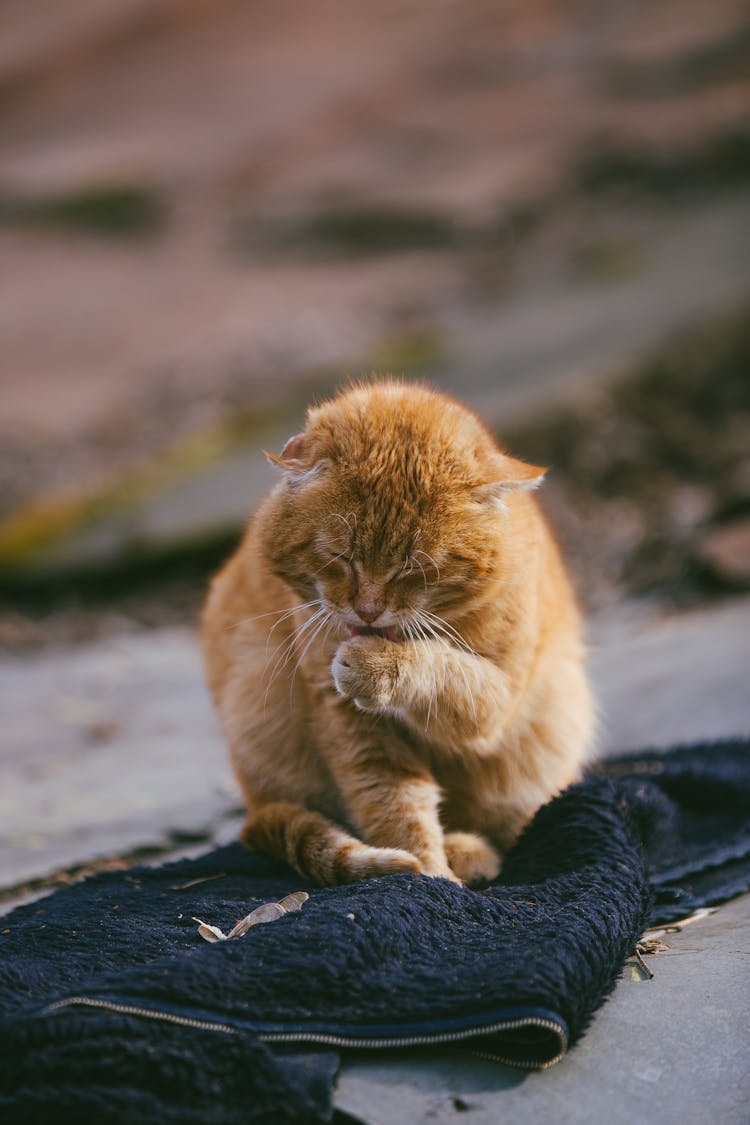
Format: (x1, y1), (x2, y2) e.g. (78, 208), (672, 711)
(242, 801), (423, 885)
(444, 831), (501, 885)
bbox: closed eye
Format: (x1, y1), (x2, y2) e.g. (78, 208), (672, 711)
(316, 532), (352, 564)
(383, 562), (405, 583)
(312, 547), (352, 577)
(409, 550), (441, 585)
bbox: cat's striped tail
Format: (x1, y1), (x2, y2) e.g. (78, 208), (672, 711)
(241, 801), (422, 885)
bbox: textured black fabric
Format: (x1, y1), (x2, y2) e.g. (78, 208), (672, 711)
(597, 739), (750, 922)
(2, 1011), (339, 1124)
(1, 738), (748, 1123)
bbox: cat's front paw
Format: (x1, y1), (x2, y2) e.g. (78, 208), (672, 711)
(444, 831), (502, 885)
(332, 635), (403, 712)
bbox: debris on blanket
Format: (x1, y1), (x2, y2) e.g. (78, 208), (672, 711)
(194, 891), (309, 943)
(193, 918), (229, 943)
(171, 872), (228, 891)
(627, 907), (718, 979)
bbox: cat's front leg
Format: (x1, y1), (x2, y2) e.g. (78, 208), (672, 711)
(316, 682), (458, 881)
(401, 642), (512, 753)
(333, 634), (510, 754)
(333, 746), (458, 883)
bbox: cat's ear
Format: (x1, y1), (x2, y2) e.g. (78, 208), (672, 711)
(263, 433), (313, 472)
(477, 456), (546, 509)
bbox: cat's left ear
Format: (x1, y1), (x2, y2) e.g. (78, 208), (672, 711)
(477, 456), (547, 509)
(263, 433), (313, 472)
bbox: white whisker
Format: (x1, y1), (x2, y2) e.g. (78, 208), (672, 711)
(404, 619), (435, 730)
(410, 554), (428, 591)
(413, 549), (440, 584)
(228, 600), (321, 632)
(414, 619), (438, 727)
(262, 606), (327, 709)
(266, 600), (325, 649)
(312, 555), (348, 577)
(332, 512), (354, 535)
(419, 608), (478, 657)
(411, 610), (478, 727)
(263, 600), (324, 662)
(263, 622), (314, 699)
(289, 609), (333, 700)
(278, 607), (327, 672)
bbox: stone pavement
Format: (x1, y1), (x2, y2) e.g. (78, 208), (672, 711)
(589, 596), (750, 754)
(1, 597), (749, 1119)
(0, 629), (239, 893)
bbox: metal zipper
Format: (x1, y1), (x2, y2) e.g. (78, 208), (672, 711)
(258, 1025), (567, 1070)
(45, 996), (239, 1036)
(44, 996), (567, 1069)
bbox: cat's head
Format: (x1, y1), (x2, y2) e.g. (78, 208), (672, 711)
(260, 380), (544, 637)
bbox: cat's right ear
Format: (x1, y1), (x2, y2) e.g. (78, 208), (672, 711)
(263, 433), (318, 474)
(476, 455), (547, 510)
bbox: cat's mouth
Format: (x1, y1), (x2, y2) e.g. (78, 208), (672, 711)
(350, 625), (404, 643)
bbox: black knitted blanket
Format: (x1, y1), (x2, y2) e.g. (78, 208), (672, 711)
(1, 739), (748, 1124)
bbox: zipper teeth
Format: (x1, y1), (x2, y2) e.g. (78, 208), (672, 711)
(464, 1047), (562, 1071)
(45, 997), (239, 1035)
(44, 996), (566, 1069)
(259, 1027), (566, 1070)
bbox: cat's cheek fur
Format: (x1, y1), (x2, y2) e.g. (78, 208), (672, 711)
(331, 635), (405, 712)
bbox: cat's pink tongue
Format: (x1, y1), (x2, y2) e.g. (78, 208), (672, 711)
(351, 625), (402, 643)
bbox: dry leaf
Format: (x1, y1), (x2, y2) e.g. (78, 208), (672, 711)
(278, 891), (309, 912)
(193, 918), (228, 943)
(638, 938), (671, 955)
(194, 891), (309, 943)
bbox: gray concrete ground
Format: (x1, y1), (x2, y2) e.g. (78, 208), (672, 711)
(591, 596), (750, 754)
(0, 629), (238, 892)
(1, 597), (748, 1121)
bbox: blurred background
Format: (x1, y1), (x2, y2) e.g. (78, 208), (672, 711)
(1, 0), (749, 894)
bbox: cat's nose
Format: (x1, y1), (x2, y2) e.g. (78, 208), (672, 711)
(354, 602), (382, 625)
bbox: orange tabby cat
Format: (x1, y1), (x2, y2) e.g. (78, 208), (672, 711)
(201, 380), (594, 885)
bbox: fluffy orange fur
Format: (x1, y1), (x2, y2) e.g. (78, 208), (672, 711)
(201, 381), (594, 885)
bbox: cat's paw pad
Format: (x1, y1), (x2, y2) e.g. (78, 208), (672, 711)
(332, 635), (400, 711)
(444, 831), (502, 885)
